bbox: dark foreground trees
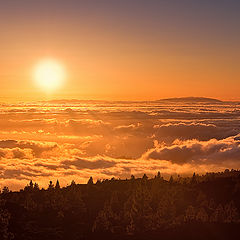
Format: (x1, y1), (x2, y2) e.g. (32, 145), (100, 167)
(1, 170), (240, 240)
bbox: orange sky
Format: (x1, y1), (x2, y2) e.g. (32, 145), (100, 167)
(1, 1), (240, 102)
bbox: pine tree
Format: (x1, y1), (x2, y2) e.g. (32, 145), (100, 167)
(1, 187), (9, 195)
(48, 181), (54, 190)
(142, 174), (148, 182)
(224, 201), (239, 223)
(210, 204), (224, 222)
(96, 179), (102, 185)
(0, 197), (13, 240)
(191, 172), (197, 184)
(124, 184), (153, 232)
(33, 182), (39, 191)
(92, 202), (116, 233)
(87, 176), (94, 185)
(55, 180), (60, 189)
(185, 205), (196, 222)
(29, 180), (34, 189)
(70, 180), (76, 187)
(196, 208), (208, 222)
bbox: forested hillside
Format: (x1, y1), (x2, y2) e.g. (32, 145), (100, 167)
(1, 170), (240, 240)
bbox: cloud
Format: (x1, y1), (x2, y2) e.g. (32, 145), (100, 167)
(0, 140), (57, 157)
(0, 147), (34, 159)
(0, 101), (240, 190)
(143, 135), (240, 165)
(153, 122), (239, 141)
(61, 158), (117, 170)
(0, 118), (110, 136)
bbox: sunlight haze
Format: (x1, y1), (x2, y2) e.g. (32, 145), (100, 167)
(0, 1), (240, 101)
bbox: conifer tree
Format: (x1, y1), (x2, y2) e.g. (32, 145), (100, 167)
(87, 176), (94, 185)
(55, 180), (60, 189)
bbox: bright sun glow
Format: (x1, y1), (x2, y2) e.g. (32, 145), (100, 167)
(34, 59), (65, 92)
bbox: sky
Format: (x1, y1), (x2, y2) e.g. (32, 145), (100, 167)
(1, 0), (240, 101)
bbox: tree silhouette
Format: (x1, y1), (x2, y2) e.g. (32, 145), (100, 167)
(0, 170), (240, 239)
(0, 197), (13, 240)
(34, 182), (39, 191)
(156, 171), (161, 179)
(191, 172), (197, 184)
(55, 180), (60, 190)
(87, 176), (94, 185)
(1, 187), (9, 195)
(48, 180), (54, 190)
(196, 208), (208, 222)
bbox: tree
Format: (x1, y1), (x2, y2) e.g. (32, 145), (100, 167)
(224, 201), (239, 223)
(124, 185), (153, 232)
(156, 171), (161, 179)
(96, 179), (102, 185)
(29, 180), (34, 189)
(70, 180), (76, 186)
(210, 204), (225, 222)
(24, 180), (34, 192)
(142, 174), (148, 182)
(196, 191), (208, 207)
(191, 172), (197, 184)
(34, 182), (39, 191)
(196, 208), (208, 222)
(169, 176), (174, 184)
(1, 187), (9, 195)
(48, 181), (54, 190)
(208, 198), (216, 210)
(92, 201), (118, 233)
(55, 180), (60, 189)
(87, 176), (94, 185)
(155, 194), (176, 227)
(0, 197), (13, 240)
(185, 205), (196, 222)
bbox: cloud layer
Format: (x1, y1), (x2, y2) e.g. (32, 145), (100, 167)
(0, 100), (240, 190)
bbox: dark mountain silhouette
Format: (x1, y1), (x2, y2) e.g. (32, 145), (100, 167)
(38, 97), (223, 105)
(156, 97), (222, 103)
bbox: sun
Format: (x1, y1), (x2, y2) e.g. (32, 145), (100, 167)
(33, 59), (65, 92)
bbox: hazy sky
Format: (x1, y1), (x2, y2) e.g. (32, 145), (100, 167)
(0, 0), (240, 101)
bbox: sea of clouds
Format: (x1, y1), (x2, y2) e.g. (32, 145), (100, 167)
(0, 100), (240, 190)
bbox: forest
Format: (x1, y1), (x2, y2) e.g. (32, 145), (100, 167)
(1, 170), (240, 240)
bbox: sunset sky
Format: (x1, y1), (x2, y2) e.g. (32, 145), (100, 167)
(1, 1), (240, 190)
(1, 0), (240, 101)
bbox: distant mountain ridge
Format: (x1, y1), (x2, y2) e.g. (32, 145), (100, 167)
(156, 97), (222, 103)
(38, 97), (223, 105)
